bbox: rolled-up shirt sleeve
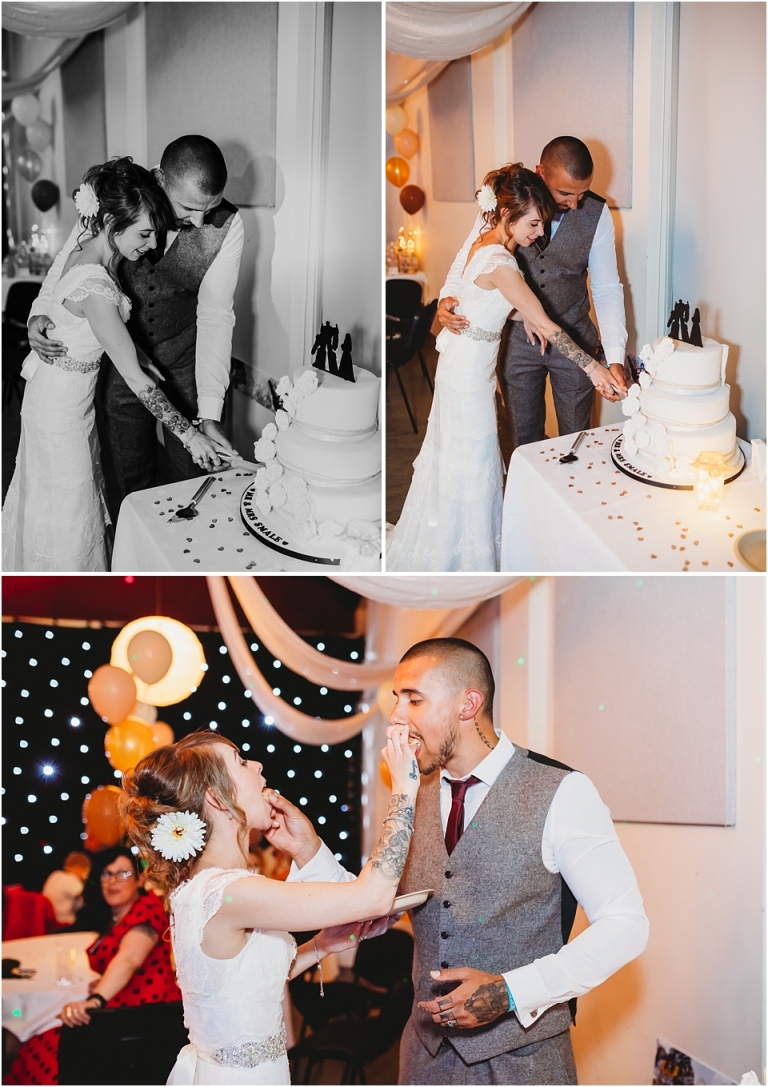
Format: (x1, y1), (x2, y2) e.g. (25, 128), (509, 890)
(195, 210), (244, 421)
(503, 771), (649, 1028)
(286, 840), (356, 884)
(588, 204), (628, 366)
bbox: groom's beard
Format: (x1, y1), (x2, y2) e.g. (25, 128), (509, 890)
(418, 721), (459, 777)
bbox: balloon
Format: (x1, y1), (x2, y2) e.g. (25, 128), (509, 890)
(380, 759), (392, 791)
(385, 105), (407, 136)
(16, 149), (42, 183)
(111, 617), (206, 707)
(400, 185), (426, 215)
(26, 119), (52, 151)
(394, 128), (420, 159)
(151, 721), (175, 747)
(386, 156), (410, 188)
(131, 700), (158, 724)
(88, 664), (137, 724)
(82, 785), (124, 848)
(11, 94), (41, 127)
(31, 179), (59, 212)
(127, 629), (173, 685)
(105, 716), (158, 773)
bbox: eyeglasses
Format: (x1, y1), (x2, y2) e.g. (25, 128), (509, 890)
(100, 869), (135, 882)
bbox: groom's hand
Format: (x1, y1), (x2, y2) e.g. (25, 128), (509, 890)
(607, 363), (628, 398)
(418, 967), (510, 1029)
(437, 297), (469, 335)
(199, 419), (238, 462)
(27, 315), (65, 359)
(263, 789), (321, 867)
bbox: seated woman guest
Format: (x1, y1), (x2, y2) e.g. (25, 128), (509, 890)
(6, 847), (180, 1085)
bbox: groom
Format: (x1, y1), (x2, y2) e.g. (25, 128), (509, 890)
(27, 134), (243, 519)
(439, 136), (628, 448)
(267, 638), (649, 1085)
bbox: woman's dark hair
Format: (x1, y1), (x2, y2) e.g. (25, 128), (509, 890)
(74, 845), (144, 936)
(476, 162), (557, 253)
(73, 156), (176, 271)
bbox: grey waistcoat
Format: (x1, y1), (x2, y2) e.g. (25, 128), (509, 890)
(511, 190), (605, 355)
(400, 748), (574, 1063)
(121, 199), (237, 376)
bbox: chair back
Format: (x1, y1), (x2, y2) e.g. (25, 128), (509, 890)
(386, 278), (422, 323)
(57, 1001), (188, 1086)
(2, 886), (59, 940)
(4, 281), (42, 325)
(354, 926), (414, 990)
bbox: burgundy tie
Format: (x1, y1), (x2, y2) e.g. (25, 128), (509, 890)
(444, 776), (481, 855)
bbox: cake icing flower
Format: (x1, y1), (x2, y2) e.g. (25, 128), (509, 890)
(253, 437), (277, 461)
(151, 811), (206, 862)
(275, 410), (291, 431)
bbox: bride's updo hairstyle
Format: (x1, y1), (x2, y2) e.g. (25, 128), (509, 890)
(74, 156), (176, 266)
(476, 163), (557, 252)
(122, 731), (248, 902)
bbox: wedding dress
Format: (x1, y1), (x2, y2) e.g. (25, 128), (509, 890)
(167, 868), (296, 1085)
(387, 243), (523, 571)
(2, 263), (127, 571)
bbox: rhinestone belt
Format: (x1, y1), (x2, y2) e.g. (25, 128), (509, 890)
(460, 325), (502, 343)
(209, 1023), (287, 1068)
(52, 353), (102, 374)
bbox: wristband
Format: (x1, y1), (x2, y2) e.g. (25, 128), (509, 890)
(88, 993), (107, 1008)
(504, 979), (516, 1012)
(180, 425), (198, 447)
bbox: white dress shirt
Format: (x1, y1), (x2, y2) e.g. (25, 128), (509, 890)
(29, 211), (244, 422)
(289, 732), (649, 1031)
(440, 203), (627, 365)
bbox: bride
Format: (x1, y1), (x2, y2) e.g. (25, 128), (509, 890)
(386, 162), (619, 572)
(2, 157), (226, 572)
(123, 728), (419, 1084)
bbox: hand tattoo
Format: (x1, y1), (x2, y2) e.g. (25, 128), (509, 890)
(474, 720), (493, 750)
(409, 760), (418, 780)
(548, 329), (597, 373)
(136, 385), (191, 437)
(463, 979), (509, 1024)
(371, 793), (414, 881)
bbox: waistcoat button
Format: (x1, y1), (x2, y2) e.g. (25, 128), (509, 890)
(441, 961), (449, 969)
(444, 871), (452, 879)
(443, 901), (450, 908)
(440, 931), (449, 939)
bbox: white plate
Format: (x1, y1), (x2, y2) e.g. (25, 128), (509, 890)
(392, 889), (434, 914)
(736, 529), (766, 572)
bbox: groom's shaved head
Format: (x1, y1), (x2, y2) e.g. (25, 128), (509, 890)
(161, 135), (228, 196)
(400, 638), (495, 720)
(540, 136), (593, 181)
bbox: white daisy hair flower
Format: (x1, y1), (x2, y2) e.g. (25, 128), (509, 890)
(151, 810), (207, 862)
(477, 184), (497, 213)
(74, 183), (99, 222)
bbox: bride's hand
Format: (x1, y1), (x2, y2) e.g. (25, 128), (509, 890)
(383, 725), (420, 796)
(185, 430), (226, 471)
(588, 364), (622, 402)
(524, 318), (548, 355)
(315, 919), (376, 956)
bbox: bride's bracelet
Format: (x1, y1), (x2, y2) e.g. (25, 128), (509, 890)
(312, 936), (324, 998)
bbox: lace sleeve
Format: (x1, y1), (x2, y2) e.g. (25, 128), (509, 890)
(64, 270), (132, 322)
(479, 249), (525, 279)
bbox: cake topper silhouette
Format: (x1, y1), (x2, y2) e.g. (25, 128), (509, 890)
(337, 333), (355, 382)
(666, 299), (703, 345)
(689, 307), (703, 348)
(311, 321), (339, 375)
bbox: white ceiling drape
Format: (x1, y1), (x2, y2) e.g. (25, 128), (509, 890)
(386, 2), (530, 61)
(330, 576), (522, 609)
(1, 2), (134, 39)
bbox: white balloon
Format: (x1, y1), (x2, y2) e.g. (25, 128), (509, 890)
(11, 94), (41, 127)
(385, 105), (407, 136)
(26, 120), (52, 152)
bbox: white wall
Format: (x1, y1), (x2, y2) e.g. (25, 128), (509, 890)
(499, 576), (766, 1084)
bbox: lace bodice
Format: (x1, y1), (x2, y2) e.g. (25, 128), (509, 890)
(170, 868), (296, 1057)
(450, 241), (524, 335)
(46, 263), (132, 370)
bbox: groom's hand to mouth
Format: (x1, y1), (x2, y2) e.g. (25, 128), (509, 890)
(437, 297), (469, 335)
(262, 789), (322, 868)
(419, 967), (510, 1029)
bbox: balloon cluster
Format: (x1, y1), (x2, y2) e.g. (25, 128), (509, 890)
(10, 94), (59, 212)
(385, 105), (425, 216)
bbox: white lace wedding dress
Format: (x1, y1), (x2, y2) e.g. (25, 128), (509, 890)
(2, 263), (128, 571)
(387, 243), (523, 571)
(167, 868), (296, 1085)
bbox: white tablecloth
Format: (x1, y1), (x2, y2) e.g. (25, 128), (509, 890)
(2, 932), (98, 1043)
(501, 426), (766, 572)
(112, 465), (365, 572)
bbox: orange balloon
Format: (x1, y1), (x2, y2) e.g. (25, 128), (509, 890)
(105, 716), (158, 773)
(88, 665), (137, 724)
(82, 785), (124, 848)
(380, 759), (392, 790)
(151, 721), (175, 747)
(127, 629), (173, 684)
(394, 128), (420, 159)
(400, 185), (425, 215)
(386, 156), (410, 188)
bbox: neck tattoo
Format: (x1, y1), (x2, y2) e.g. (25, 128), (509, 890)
(474, 719), (494, 751)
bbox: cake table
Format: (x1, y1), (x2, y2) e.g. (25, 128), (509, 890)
(500, 426), (765, 572)
(112, 466), (382, 572)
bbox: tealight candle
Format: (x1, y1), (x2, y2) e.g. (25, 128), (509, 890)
(691, 451), (728, 512)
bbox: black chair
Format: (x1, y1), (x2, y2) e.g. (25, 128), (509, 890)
(57, 1001), (188, 1086)
(386, 298), (437, 433)
(385, 278), (422, 326)
(3, 281), (42, 407)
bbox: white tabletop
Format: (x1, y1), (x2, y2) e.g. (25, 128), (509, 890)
(112, 465), (344, 572)
(2, 932), (98, 1043)
(501, 426), (766, 572)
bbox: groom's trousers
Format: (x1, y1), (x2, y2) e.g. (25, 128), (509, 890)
(499, 320), (597, 450)
(399, 1019), (577, 1085)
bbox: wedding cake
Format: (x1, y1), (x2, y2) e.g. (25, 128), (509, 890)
(241, 363), (382, 568)
(613, 331), (744, 487)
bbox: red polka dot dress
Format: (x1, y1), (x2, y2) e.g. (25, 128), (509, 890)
(5, 892), (180, 1085)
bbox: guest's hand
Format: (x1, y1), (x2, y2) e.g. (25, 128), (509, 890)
(199, 419), (239, 460)
(263, 789), (321, 867)
(59, 998), (101, 1028)
(418, 967), (509, 1029)
(315, 918), (376, 955)
(607, 363), (628, 398)
(437, 297), (469, 334)
(27, 315), (65, 359)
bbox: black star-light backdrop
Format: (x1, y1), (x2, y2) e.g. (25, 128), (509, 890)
(2, 622), (363, 891)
